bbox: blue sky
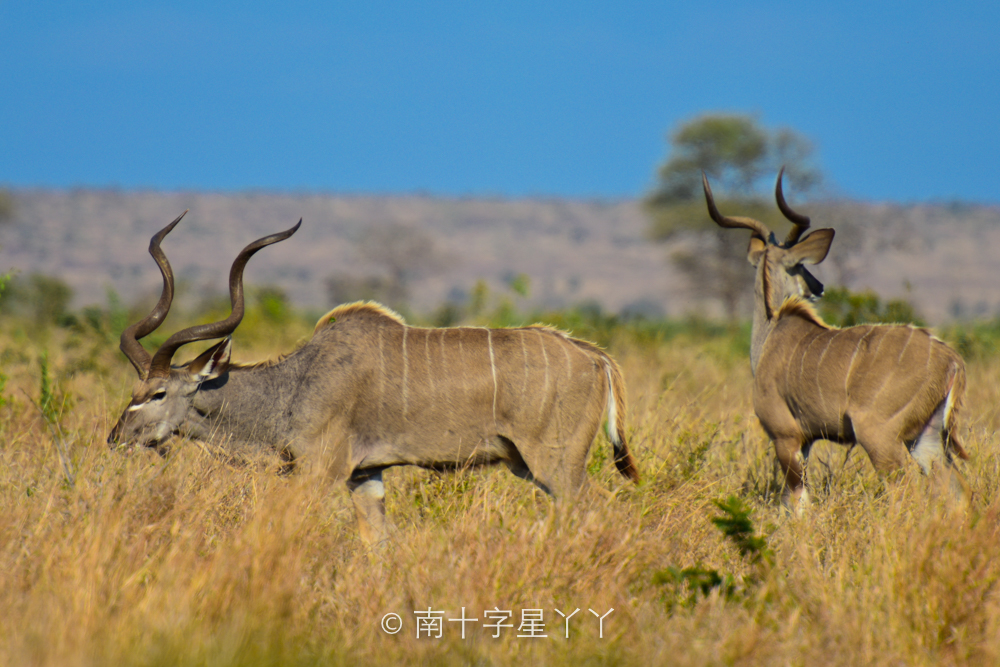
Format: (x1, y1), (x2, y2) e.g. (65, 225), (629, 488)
(2, 1), (998, 202)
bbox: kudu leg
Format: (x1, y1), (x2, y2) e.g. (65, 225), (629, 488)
(851, 419), (910, 475)
(522, 436), (594, 502)
(853, 418), (968, 502)
(909, 404), (969, 502)
(773, 436), (810, 511)
(347, 468), (389, 547)
(910, 402), (949, 474)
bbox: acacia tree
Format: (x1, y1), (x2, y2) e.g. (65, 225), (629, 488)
(646, 113), (823, 320)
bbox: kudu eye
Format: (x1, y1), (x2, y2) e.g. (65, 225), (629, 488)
(128, 389), (166, 412)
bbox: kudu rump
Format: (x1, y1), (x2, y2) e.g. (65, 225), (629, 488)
(109, 214), (639, 544)
(703, 170), (968, 508)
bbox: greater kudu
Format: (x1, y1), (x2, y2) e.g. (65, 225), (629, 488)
(109, 214), (639, 544)
(702, 170), (968, 508)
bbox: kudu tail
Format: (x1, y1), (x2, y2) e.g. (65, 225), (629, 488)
(601, 354), (639, 483)
(943, 360), (968, 460)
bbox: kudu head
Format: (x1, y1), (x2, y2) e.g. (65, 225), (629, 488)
(108, 214), (301, 453)
(702, 168), (836, 318)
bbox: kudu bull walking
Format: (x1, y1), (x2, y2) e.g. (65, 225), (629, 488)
(109, 214), (639, 544)
(703, 170), (968, 508)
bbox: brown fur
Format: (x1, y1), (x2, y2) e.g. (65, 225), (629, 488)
(762, 297), (966, 453)
(703, 172), (970, 508)
(112, 298), (639, 545)
(759, 284), (969, 508)
(311, 302), (639, 481)
(774, 296), (967, 460)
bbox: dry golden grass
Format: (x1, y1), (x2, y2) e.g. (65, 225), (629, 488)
(1, 323), (999, 666)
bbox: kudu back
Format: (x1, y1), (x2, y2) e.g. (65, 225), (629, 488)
(109, 214), (639, 545)
(702, 170), (968, 508)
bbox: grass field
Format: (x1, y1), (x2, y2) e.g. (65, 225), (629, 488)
(1, 308), (998, 666)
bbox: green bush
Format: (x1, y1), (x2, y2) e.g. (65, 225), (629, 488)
(255, 286), (290, 324)
(818, 286), (922, 327)
(653, 496), (772, 609)
(0, 273), (74, 327)
(939, 318), (1000, 361)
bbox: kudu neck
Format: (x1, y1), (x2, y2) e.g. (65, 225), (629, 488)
(189, 355), (310, 447)
(749, 255), (782, 377)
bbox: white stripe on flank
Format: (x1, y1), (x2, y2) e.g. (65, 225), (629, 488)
(440, 329), (448, 398)
(440, 329), (447, 368)
(536, 329), (550, 425)
(816, 334), (835, 367)
(519, 330), (529, 396)
(487, 329), (498, 426)
(814, 332), (835, 408)
(377, 329), (385, 423)
(537, 330), (550, 391)
(868, 327), (887, 362)
(798, 333), (821, 387)
(784, 335), (807, 393)
(401, 327), (409, 419)
(897, 326), (914, 364)
(424, 330), (435, 399)
(866, 329), (892, 403)
(844, 327), (875, 396)
(456, 329), (465, 397)
(561, 339), (573, 384)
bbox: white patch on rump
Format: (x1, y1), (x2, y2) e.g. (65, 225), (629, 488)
(604, 364), (618, 445)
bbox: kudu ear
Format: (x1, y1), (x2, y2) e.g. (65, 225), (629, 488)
(187, 337), (232, 382)
(782, 228), (835, 266)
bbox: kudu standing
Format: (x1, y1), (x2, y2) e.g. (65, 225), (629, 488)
(702, 170), (968, 508)
(109, 214), (639, 544)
